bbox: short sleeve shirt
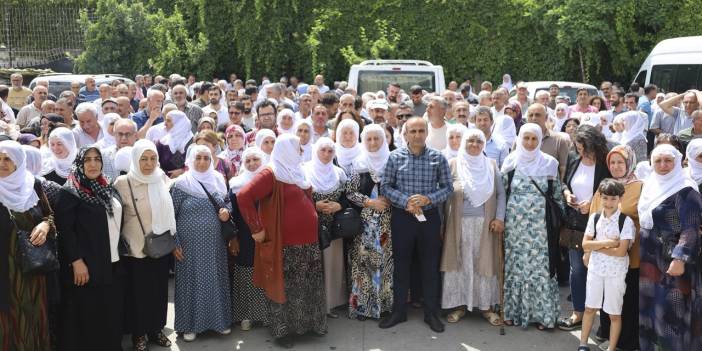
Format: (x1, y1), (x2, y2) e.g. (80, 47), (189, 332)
(585, 210), (635, 277)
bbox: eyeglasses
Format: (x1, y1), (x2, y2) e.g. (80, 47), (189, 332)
(396, 114), (413, 119)
(116, 132), (135, 139)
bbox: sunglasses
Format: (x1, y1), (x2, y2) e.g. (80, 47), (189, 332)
(396, 114), (413, 119)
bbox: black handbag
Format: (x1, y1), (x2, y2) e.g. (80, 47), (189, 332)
(528, 177), (564, 278)
(127, 179), (176, 259)
(198, 181), (238, 241)
(13, 181), (59, 274)
(331, 206), (362, 240)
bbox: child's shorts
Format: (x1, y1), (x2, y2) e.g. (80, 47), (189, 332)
(585, 272), (626, 315)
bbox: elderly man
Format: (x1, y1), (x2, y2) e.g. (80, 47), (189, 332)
(54, 98), (77, 126)
(379, 116), (452, 333)
(71, 80), (81, 97)
(244, 99), (280, 146)
(509, 83), (532, 113)
(474, 106), (509, 168)
(441, 90), (457, 121)
(489, 89), (517, 147)
(309, 104), (331, 143)
(171, 84), (203, 133)
(16, 86), (47, 128)
(658, 89), (702, 135)
(26, 79), (57, 104)
(102, 118), (138, 182)
(78, 76), (100, 103)
(73, 102), (104, 147)
(314, 74), (329, 93)
(477, 91), (492, 107)
(115, 96), (133, 119)
(526, 103), (571, 179)
(425, 96), (448, 150)
(367, 99), (389, 124)
(7, 73), (32, 112)
(296, 93), (313, 120)
(452, 101), (471, 126)
(132, 89), (165, 136)
(678, 110), (702, 145)
(41, 100), (56, 115)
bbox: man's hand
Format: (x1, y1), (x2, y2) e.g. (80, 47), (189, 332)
(408, 194), (431, 208)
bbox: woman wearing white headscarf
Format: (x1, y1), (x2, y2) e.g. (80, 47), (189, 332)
(0, 140), (51, 351)
(254, 128), (276, 163)
(638, 144), (702, 351)
(156, 110), (194, 178)
(304, 137), (348, 318)
(227, 147), (269, 331)
(113, 139), (176, 350)
(94, 112), (120, 149)
(500, 123), (563, 330)
(442, 123), (468, 161)
(614, 111), (648, 163)
(295, 119), (313, 162)
(501, 74), (513, 91)
(685, 138), (702, 190)
(113, 146), (133, 176)
(441, 129), (505, 325)
(346, 124), (393, 320)
(335, 119), (362, 173)
(41, 126), (78, 185)
(237, 134), (327, 348)
(276, 109), (297, 134)
(170, 144), (232, 342)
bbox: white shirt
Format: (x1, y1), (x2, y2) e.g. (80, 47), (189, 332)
(73, 127), (104, 147)
(585, 210), (635, 277)
(107, 198), (123, 263)
(426, 122), (447, 150)
(202, 104), (229, 128)
(242, 114), (255, 130)
(570, 162), (596, 203)
(16, 103), (42, 128)
(1, 101), (15, 124)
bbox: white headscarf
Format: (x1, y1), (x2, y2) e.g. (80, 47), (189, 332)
(686, 139), (702, 184)
(500, 123), (559, 177)
(276, 109), (297, 134)
(304, 137), (346, 193)
(97, 112), (120, 149)
(457, 129), (494, 207)
(269, 133), (310, 189)
(41, 127), (78, 178)
(295, 119), (313, 162)
(353, 124), (390, 178)
(22, 145), (43, 176)
(334, 119), (362, 170)
(638, 145), (697, 230)
(442, 123), (468, 160)
(114, 146), (133, 174)
(228, 147), (266, 194)
(616, 111), (646, 146)
(127, 139), (177, 235)
(501, 74), (513, 91)
(160, 111), (193, 154)
(255, 129), (276, 152)
(174, 144), (227, 197)
(0, 141), (39, 212)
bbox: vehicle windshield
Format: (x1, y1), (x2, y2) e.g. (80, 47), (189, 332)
(358, 71), (435, 95)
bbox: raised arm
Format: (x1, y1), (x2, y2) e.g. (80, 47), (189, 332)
(658, 93), (684, 116)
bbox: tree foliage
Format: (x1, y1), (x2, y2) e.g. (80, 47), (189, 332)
(73, 0), (702, 86)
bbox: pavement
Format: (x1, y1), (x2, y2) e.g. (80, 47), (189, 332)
(123, 283), (600, 351)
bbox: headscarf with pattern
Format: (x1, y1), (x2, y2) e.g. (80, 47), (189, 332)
(67, 146), (115, 216)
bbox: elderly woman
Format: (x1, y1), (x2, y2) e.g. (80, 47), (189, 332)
(41, 127), (78, 185)
(441, 129), (505, 325)
(505, 101), (524, 134)
(156, 110), (193, 178)
(558, 125), (611, 331)
(0, 141), (53, 350)
(295, 119), (313, 162)
(55, 146), (124, 351)
(441, 124), (468, 161)
(237, 134), (327, 349)
(553, 103), (570, 132)
(220, 124), (247, 176)
(638, 145), (702, 351)
(501, 123), (563, 330)
(171, 145), (232, 342)
(195, 130), (233, 182)
(587, 145), (643, 351)
(304, 137), (347, 318)
(345, 124), (393, 320)
(277, 109), (296, 134)
(334, 119), (363, 173)
(228, 147), (269, 331)
(113, 140), (175, 350)
(686, 138), (702, 190)
(614, 111), (648, 163)
(254, 128), (276, 163)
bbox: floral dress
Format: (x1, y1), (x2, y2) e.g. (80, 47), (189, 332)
(345, 170), (393, 319)
(502, 173), (562, 328)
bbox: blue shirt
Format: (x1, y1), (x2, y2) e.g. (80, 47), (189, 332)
(484, 136), (509, 169)
(78, 87), (100, 103)
(380, 145), (452, 210)
(637, 96), (653, 126)
(131, 110), (163, 130)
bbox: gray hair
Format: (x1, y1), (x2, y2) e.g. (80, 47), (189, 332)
(113, 117), (137, 131)
(474, 106), (493, 120)
(75, 102), (98, 118)
(478, 90), (492, 101)
(535, 90), (550, 99)
(428, 96), (448, 109)
(146, 89), (164, 99)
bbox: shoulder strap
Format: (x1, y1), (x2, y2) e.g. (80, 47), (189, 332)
(618, 213), (626, 233)
(506, 169), (516, 198)
(126, 179), (146, 235)
(593, 213), (601, 239)
(32, 179), (52, 217)
(197, 181), (222, 214)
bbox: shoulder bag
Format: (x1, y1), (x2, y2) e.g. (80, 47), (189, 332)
(127, 179), (176, 259)
(198, 181), (238, 241)
(330, 193), (362, 240)
(13, 180), (59, 274)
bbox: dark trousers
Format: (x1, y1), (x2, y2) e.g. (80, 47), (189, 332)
(123, 255), (170, 336)
(390, 207), (442, 317)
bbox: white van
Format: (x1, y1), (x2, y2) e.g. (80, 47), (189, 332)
(347, 60), (445, 95)
(633, 36), (702, 93)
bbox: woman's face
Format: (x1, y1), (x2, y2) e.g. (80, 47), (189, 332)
(139, 150), (158, 176)
(164, 115), (174, 131)
(317, 145), (335, 164)
(49, 138), (69, 159)
(340, 127), (357, 148)
(0, 152), (17, 178)
(296, 125), (311, 145)
(198, 122), (213, 132)
(40, 118), (50, 136)
(521, 132), (539, 151)
(608, 153), (627, 179)
(505, 107), (515, 118)
(613, 120), (624, 133)
(565, 120), (579, 136)
(591, 99), (602, 110)
(653, 154), (675, 175)
(448, 132), (462, 151)
(280, 114), (294, 130)
(83, 149), (103, 180)
(556, 107), (567, 119)
(364, 132), (382, 153)
(244, 155), (262, 172)
(260, 137), (275, 155)
(575, 142), (590, 159)
(193, 152), (211, 172)
(226, 132), (244, 150)
(465, 135), (484, 156)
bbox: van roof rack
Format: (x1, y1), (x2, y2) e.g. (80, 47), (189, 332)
(358, 60), (434, 66)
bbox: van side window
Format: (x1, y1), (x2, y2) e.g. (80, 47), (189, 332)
(634, 70), (647, 89)
(651, 65), (702, 93)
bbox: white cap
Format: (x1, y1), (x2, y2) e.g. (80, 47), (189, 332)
(367, 99), (389, 111)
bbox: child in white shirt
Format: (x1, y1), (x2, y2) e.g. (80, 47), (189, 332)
(578, 179), (635, 351)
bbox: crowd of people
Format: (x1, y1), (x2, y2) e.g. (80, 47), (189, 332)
(0, 71), (700, 351)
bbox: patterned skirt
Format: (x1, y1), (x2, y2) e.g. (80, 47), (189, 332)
(267, 243), (327, 338)
(231, 264), (269, 324)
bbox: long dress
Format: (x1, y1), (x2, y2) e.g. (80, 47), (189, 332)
(502, 173), (562, 328)
(639, 187), (702, 351)
(312, 185), (347, 312)
(0, 203), (50, 351)
(171, 186), (232, 334)
(345, 170), (393, 319)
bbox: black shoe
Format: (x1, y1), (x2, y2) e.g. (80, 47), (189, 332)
(378, 312), (407, 329)
(424, 314), (445, 333)
(132, 335), (149, 351)
(275, 335), (294, 349)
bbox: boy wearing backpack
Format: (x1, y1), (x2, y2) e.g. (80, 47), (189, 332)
(577, 179), (635, 351)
